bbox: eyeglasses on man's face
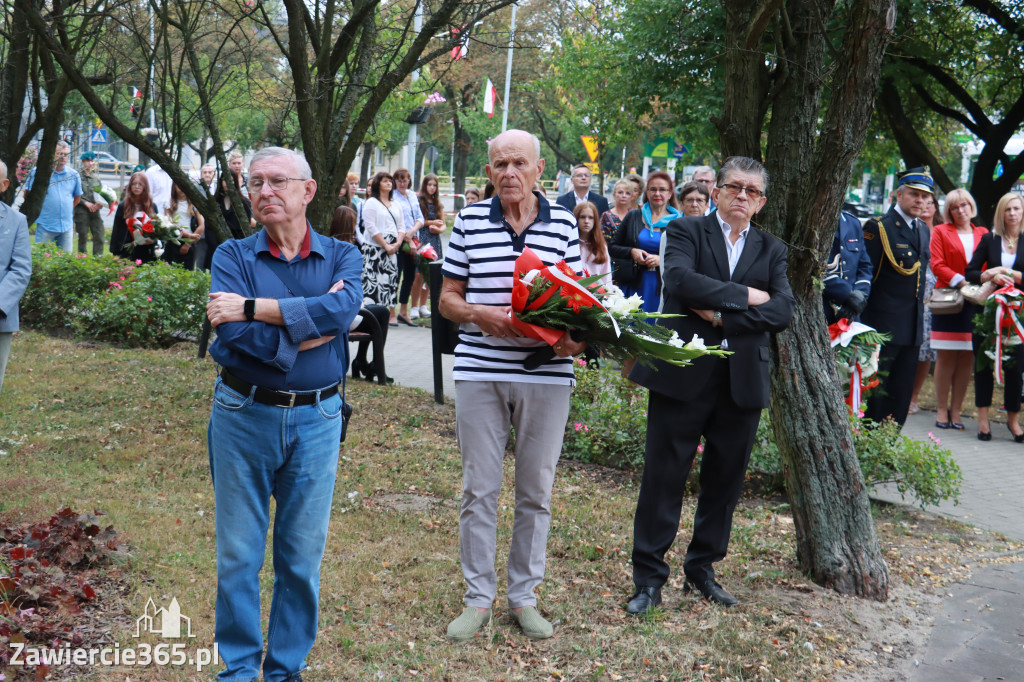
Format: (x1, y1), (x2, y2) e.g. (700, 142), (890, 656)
(717, 183), (764, 199)
(247, 176), (304, 193)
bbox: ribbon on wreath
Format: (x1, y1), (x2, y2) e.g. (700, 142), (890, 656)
(991, 286), (1024, 384)
(510, 247), (619, 344)
(828, 317), (880, 412)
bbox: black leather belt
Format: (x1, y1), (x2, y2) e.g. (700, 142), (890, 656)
(220, 370), (339, 408)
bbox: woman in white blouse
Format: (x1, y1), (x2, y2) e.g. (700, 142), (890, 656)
(361, 171), (406, 325)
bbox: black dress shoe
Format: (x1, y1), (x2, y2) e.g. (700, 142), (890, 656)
(351, 359), (370, 379)
(978, 430), (992, 441)
(625, 586), (661, 614)
(1008, 423), (1024, 443)
(683, 578), (738, 606)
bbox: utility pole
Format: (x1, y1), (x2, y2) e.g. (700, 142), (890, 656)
(501, 4), (517, 132)
(407, 2), (424, 183)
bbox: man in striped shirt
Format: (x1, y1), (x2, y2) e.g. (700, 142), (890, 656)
(440, 129), (585, 642)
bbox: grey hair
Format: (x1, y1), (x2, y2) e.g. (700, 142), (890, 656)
(249, 147), (312, 180)
(692, 165), (715, 179)
(55, 140), (71, 151)
(487, 130), (542, 163)
(717, 156), (768, 195)
(0, 160), (7, 181)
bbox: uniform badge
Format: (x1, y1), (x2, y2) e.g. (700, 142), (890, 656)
(864, 231), (874, 240)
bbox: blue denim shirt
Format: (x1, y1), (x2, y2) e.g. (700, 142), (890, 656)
(209, 226), (363, 391)
(23, 166), (83, 233)
(393, 189), (424, 232)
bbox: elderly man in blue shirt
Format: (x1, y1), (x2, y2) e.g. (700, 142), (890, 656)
(205, 146), (362, 682)
(22, 141), (82, 252)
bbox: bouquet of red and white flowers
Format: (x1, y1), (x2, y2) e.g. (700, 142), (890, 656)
(125, 212), (192, 253)
(973, 285), (1024, 383)
(829, 318), (890, 412)
(511, 247), (729, 369)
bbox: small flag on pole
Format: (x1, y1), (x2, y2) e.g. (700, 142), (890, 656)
(131, 86), (142, 98)
(482, 79), (497, 118)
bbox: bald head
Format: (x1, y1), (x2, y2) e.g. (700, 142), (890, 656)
(488, 130), (541, 165)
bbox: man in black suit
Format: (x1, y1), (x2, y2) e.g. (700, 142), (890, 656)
(556, 164), (609, 215)
(625, 156), (794, 612)
(860, 167), (934, 426)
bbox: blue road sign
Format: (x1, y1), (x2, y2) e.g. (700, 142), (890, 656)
(90, 128), (108, 144)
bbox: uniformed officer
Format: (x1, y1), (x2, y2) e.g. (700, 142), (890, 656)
(74, 152), (105, 256)
(861, 167), (935, 425)
(823, 210), (873, 323)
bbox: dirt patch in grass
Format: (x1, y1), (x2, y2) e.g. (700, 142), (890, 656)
(1, 330), (1020, 680)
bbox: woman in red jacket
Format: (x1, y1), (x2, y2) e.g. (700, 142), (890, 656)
(929, 189), (988, 430)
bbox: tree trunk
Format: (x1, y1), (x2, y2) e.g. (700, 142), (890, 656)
(719, 0), (895, 599)
(0, 2), (31, 204)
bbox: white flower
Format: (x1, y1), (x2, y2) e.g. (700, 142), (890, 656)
(684, 334), (707, 351)
(154, 247), (165, 258)
(667, 331), (685, 348)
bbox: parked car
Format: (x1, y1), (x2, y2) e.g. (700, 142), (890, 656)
(843, 201), (874, 218)
(91, 151), (128, 174)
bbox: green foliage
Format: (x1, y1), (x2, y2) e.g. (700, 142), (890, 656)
(21, 245), (210, 348)
(563, 359), (648, 468)
(751, 410), (963, 509)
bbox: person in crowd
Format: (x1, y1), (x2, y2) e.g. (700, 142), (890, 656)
(200, 164), (217, 195)
(412, 173), (446, 319)
(574, 201), (610, 285)
(861, 167), (934, 426)
(965, 192), (1024, 442)
(822, 209), (872, 324)
(346, 173), (363, 210)
(608, 170), (680, 312)
(74, 152), (105, 256)
(677, 181), (711, 218)
(228, 151), (248, 199)
(22, 141), (81, 252)
(909, 194), (939, 414)
(483, 180), (495, 199)
(464, 187), (481, 205)
(0, 160), (32, 394)
(691, 165), (717, 213)
(336, 180), (355, 208)
(217, 170), (250, 241)
(627, 173), (645, 208)
(625, 156), (794, 613)
(361, 171), (405, 325)
(929, 189), (987, 431)
(392, 168), (425, 325)
(163, 183), (205, 270)
(439, 129), (585, 642)
(206, 147), (361, 682)
(145, 153), (173, 212)
(600, 179), (636, 241)
(329, 205), (392, 384)
(556, 164), (610, 215)
(110, 172), (157, 263)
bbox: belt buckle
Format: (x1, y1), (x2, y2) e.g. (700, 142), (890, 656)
(283, 391), (297, 408)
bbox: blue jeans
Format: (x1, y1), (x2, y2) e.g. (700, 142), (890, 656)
(35, 226), (73, 252)
(208, 377), (343, 682)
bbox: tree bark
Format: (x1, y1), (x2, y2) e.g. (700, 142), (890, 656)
(718, 0), (895, 599)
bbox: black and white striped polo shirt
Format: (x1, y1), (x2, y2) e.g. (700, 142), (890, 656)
(442, 192), (582, 385)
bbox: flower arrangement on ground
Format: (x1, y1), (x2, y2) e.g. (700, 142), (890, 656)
(828, 318), (890, 412)
(510, 247), (729, 368)
(972, 285), (1024, 383)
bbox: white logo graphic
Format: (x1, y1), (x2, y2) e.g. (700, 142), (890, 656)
(135, 597), (196, 639)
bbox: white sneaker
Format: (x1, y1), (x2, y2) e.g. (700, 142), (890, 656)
(418, 305), (431, 318)
(409, 308), (420, 320)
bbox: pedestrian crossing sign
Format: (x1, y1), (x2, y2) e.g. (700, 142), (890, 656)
(90, 128), (107, 144)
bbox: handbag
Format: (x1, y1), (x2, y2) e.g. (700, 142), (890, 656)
(926, 287), (964, 314)
(611, 256), (640, 286)
(243, 238), (354, 441)
(961, 281), (996, 306)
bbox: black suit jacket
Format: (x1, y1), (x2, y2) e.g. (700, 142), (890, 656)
(860, 206), (929, 347)
(630, 214), (795, 409)
(556, 190), (610, 217)
(965, 231), (1024, 283)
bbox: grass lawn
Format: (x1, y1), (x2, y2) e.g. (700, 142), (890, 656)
(1, 330), (1020, 681)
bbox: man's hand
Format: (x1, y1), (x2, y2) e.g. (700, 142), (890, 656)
(207, 291), (247, 327)
(552, 330), (586, 357)
(298, 335), (335, 351)
(747, 287), (771, 306)
(328, 279), (346, 293)
(86, 201), (99, 213)
(474, 305), (522, 338)
(690, 309), (716, 322)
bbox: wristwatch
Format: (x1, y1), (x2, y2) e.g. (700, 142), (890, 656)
(712, 311), (723, 328)
(244, 299), (256, 322)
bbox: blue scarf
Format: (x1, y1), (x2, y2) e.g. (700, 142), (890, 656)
(642, 203), (680, 234)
